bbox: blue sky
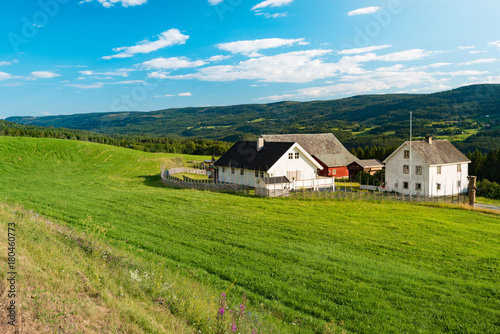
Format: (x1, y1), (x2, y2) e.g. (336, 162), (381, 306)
(1, 0), (499, 118)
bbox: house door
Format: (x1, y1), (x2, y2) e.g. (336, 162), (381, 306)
(287, 170), (302, 180)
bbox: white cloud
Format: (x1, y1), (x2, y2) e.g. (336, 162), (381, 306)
(457, 58), (497, 66)
(208, 0), (223, 4)
(103, 29), (189, 59)
(260, 69), (448, 101)
(66, 83), (104, 89)
(31, 71), (60, 79)
(81, 0), (148, 8)
(469, 50), (486, 54)
(164, 48), (442, 84)
(0, 60), (18, 66)
(107, 80), (145, 85)
(167, 49), (339, 83)
(337, 45), (392, 55)
(347, 6), (383, 16)
(411, 62), (452, 70)
(435, 70), (489, 77)
(178, 92), (192, 96)
(458, 46), (475, 50)
(252, 0), (293, 11)
(56, 65), (88, 68)
(488, 40), (500, 49)
(154, 94), (175, 97)
(141, 57), (206, 70)
(79, 69), (132, 77)
(65, 80), (144, 89)
(256, 12), (288, 18)
(344, 49), (440, 63)
(147, 71), (169, 79)
(207, 55), (232, 62)
(0, 72), (13, 80)
(216, 38), (308, 57)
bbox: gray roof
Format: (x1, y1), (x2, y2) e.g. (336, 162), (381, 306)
(386, 140), (470, 165)
(261, 133), (357, 167)
(348, 159), (384, 168)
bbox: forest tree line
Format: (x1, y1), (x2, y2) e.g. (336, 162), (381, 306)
(0, 121), (231, 156)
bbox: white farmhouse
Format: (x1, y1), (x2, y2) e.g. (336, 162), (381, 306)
(214, 138), (334, 190)
(384, 136), (470, 197)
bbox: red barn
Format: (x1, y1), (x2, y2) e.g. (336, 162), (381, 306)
(261, 133), (357, 178)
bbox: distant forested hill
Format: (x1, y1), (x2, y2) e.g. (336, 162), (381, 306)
(7, 84), (500, 142)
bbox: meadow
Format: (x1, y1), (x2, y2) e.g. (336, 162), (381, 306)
(0, 136), (499, 333)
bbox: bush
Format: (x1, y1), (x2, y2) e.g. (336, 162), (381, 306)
(477, 179), (500, 200)
(357, 171), (381, 186)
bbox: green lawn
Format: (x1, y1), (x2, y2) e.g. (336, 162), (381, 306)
(476, 196), (500, 206)
(1, 136), (499, 333)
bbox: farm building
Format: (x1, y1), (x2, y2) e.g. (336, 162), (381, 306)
(261, 133), (357, 178)
(347, 159), (384, 179)
(384, 136), (470, 197)
(214, 138), (335, 190)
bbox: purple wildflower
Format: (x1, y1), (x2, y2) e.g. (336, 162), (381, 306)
(231, 323), (237, 332)
(219, 307), (225, 316)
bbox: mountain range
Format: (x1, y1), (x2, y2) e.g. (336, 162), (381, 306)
(6, 84), (500, 142)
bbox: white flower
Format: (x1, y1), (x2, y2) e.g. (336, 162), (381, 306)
(130, 269), (142, 282)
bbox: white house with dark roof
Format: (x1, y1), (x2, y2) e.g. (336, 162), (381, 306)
(214, 138), (335, 190)
(383, 136), (470, 196)
(261, 133), (357, 178)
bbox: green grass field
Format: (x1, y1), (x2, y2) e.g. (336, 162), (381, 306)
(1, 136), (499, 333)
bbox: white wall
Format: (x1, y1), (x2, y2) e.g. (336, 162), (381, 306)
(385, 143), (469, 196)
(216, 145), (321, 188)
(217, 167), (264, 187)
(385, 143), (430, 196)
(427, 163), (469, 196)
(268, 146), (319, 181)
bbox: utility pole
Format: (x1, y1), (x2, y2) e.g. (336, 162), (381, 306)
(409, 111), (412, 201)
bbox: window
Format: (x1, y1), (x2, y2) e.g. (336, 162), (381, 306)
(231, 168), (235, 174)
(437, 166), (441, 175)
(404, 150), (410, 159)
(295, 152), (300, 159)
(457, 180), (461, 188)
(436, 183), (441, 191)
(457, 164), (462, 172)
(403, 165), (409, 174)
(395, 183), (398, 189)
(288, 153), (293, 159)
(332, 169), (337, 176)
(240, 169), (244, 176)
(416, 166), (423, 175)
(403, 181), (409, 190)
(255, 170), (259, 177)
(260, 171), (264, 178)
(222, 167), (225, 173)
(415, 183), (422, 191)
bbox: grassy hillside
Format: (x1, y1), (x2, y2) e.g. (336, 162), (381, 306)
(7, 84), (500, 142)
(0, 202), (194, 333)
(1, 136), (499, 333)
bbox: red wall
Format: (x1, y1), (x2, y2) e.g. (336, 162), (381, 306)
(318, 166), (349, 178)
(331, 166), (349, 178)
(313, 155), (349, 178)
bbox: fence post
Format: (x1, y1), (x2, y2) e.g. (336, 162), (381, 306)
(468, 176), (476, 207)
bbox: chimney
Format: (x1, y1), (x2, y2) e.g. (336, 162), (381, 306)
(257, 137), (265, 152)
(425, 135), (433, 145)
